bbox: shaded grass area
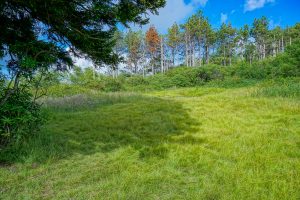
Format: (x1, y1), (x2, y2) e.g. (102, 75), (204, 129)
(1, 83), (300, 199)
(1, 93), (198, 163)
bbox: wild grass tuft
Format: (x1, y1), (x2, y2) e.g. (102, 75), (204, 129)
(254, 78), (300, 99)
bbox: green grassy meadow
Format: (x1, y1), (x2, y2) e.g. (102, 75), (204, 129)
(1, 80), (300, 199)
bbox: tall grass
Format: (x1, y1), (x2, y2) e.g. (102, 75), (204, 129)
(254, 78), (300, 99)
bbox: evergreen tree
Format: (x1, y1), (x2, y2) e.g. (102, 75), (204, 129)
(167, 23), (181, 66)
(251, 16), (269, 60)
(125, 30), (143, 74)
(238, 25), (250, 60)
(146, 26), (161, 74)
(202, 18), (216, 64)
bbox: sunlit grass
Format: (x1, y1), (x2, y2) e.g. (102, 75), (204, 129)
(1, 81), (299, 199)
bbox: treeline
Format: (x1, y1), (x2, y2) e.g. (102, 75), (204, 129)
(51, 39), (300, 95)
(107, 11), (300, 76)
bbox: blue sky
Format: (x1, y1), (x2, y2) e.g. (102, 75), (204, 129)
(142, 0), (300, 33)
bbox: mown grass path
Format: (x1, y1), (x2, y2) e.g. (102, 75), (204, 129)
(1, 86), (299, 199)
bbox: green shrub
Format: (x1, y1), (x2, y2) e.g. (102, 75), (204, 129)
(126, 75), (149, 86)
(0, 89), (44, 149)
(285, 39), (300, 66)
(195, 65), (225, 83)
(270, 56), (297, 78)
(146, 74), (174, 89)
(145, 65), (225, 89)
(102, 77), (123, 92)
(167, 67), (198, 87)
(270, 46), (300, 78)
(231, 60), (271, 79)
(47, 84), (92, 97)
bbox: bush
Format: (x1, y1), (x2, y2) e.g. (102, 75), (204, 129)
(166, 67), (197, 87)
(0, 89), (44, 149)
(254, 78), (300, 98)
(147, 74), (171, 89)
(285, 39), (300, 66)
(102, 77), (123, 92)
(271, 56), (299, 77)
(126, 75), (149, 86)
(270, 41), (300, 77)
(145, 65), (225, 89)
(195, 65), (225, 83)
(47, 84), (93, 97)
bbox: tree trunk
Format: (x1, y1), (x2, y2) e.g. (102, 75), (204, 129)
(151, 54), (154, 75)
(0, 72), (20, 107)
(223, 45), (226, 66)
(205, 45), (209, 64)
(229, 51), (231, 66)
(198, 38), (202, 67)
(241, 42), (244, 60)
(188, 34), (192, 67)
(134, 62), (138, 74)
(192, 39), (195, 67)
(185, 33), (188, 67)
(172, 49), (175, 67)
(263, 42), (266, 59)
(272, 35), (276, 57)
(259, 44), (262, 60)
(281, 36), (284, 52)
(160, 36), (164, 73)
(229, 46), (231, 66)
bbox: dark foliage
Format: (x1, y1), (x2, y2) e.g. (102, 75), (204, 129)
(0, 89), (44, 149)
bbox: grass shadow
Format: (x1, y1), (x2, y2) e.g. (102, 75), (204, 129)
(1, 93), (201, 164)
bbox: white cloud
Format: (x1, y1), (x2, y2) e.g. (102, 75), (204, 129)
(191, 0), (209, 6)
(269, 19), (281, 29)
(220, 13), (228, 24)
(66, 47), (95, 69)
(244, 0), (275, 12)
(132, 0), (208, 33)
(72, 56), (94, 68)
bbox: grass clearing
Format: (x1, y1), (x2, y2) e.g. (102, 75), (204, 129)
(1, 82), (300, 199)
